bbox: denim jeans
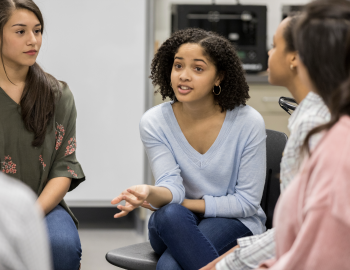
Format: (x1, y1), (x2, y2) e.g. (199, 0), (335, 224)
(149, 204), (253, 270)
(45, 205), (82, 270)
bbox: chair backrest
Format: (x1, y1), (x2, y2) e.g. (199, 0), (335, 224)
(260, 129), (288, 229)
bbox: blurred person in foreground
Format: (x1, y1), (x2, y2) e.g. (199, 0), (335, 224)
(0, 172), (52, 270)
(256, 0), (350, 268)
(202, 11), (330, 270)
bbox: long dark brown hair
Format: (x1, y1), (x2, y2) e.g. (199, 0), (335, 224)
(295, 0), (350, 152)
(283, 14), (300, 53)
(0, 0), (62, 147)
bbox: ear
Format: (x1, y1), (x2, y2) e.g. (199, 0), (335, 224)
(289, 51), (298, 68)
(215, 72), (225, 86)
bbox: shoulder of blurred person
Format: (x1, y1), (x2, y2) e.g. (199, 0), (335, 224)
(0, 173), (52, 270)
(306, 115), (350, 224)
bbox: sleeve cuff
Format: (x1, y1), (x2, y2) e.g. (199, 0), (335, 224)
(203, 195), (217, 218)
(237, 234), (262, 248)
(149, 183), (179, 209)
(148, 203), (159, 210)
(155, 184), (184, 205)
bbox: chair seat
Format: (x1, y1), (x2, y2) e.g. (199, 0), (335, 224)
(106, 242), (159, 270)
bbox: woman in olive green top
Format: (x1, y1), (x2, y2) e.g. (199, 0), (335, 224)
(0, 1), (85, 269)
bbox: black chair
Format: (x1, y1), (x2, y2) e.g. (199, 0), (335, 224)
(262, 129), (288, 229)
(279, 96), (298, 115)
(106, 129), (287, 270)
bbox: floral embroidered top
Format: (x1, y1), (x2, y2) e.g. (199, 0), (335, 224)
(0, 83), (85, 227)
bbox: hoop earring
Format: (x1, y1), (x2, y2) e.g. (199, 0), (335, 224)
(213, 85), (221, 95)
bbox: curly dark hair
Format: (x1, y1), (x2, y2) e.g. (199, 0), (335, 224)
(150, 28), (250, 111)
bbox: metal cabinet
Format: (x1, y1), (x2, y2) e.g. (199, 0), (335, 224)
(247, 84), (292, 136)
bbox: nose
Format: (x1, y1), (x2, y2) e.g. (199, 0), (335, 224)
(26, 31), (38, 46)
(268, 48), (272, 56)
(179, 67), (191, 82)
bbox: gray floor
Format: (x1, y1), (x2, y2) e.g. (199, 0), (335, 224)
(79, 229), (146, 270)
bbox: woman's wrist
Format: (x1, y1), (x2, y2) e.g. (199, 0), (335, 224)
(145, 186), (173, 208)
(147, 185), (154, 200)
(181, 199), (205, 213)
(181, 199), (189, 207)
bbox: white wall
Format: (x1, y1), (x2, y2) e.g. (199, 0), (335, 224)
(36, 0), (150, 206)
(155, 0), (311, 48)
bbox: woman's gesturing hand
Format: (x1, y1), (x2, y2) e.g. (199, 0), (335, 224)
(111, 185), (150, 218)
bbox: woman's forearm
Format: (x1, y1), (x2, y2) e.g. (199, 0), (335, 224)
(37, 177), (71, 215)
(147, 186), (173, 208)
(181, 199), (205, 213)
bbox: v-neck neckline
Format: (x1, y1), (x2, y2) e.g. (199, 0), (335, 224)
(162, 102), (238, 168)
(0, 87), (20, 106)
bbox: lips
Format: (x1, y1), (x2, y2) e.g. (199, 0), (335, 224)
(24, 50), (37, 56)
(177, 85), (193, 95)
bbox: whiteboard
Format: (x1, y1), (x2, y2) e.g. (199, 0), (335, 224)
(36, 0), (152, 206)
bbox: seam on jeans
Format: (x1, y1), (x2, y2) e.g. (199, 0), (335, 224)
(198, 230), (219, 258)
(148, 213), (167, 255)
(178, 209), (218, 259)
(194, 216), (219, 258)
(217, 230), (253, 255)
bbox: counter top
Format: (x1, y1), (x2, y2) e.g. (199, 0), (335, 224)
(245, 72), (269, 84)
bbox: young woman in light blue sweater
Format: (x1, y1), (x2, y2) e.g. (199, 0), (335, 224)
(112, 28), (267, 270)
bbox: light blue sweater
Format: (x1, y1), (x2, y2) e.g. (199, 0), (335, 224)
(140, 102), (267, 235)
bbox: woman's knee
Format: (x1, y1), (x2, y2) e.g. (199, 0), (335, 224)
(151, 203), (191, 228)
(49, 226), (81, 254)
(45, 206), (81, 270)
(49, 229), (81, 270)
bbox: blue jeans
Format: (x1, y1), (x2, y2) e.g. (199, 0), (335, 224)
(149, 204), (253, 270)
(45, 205), (82, 270)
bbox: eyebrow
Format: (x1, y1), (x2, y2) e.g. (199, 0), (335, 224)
(174, 56), (208, 65)
(12, 23), (41, 27)
(194, 59), (207, 65)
